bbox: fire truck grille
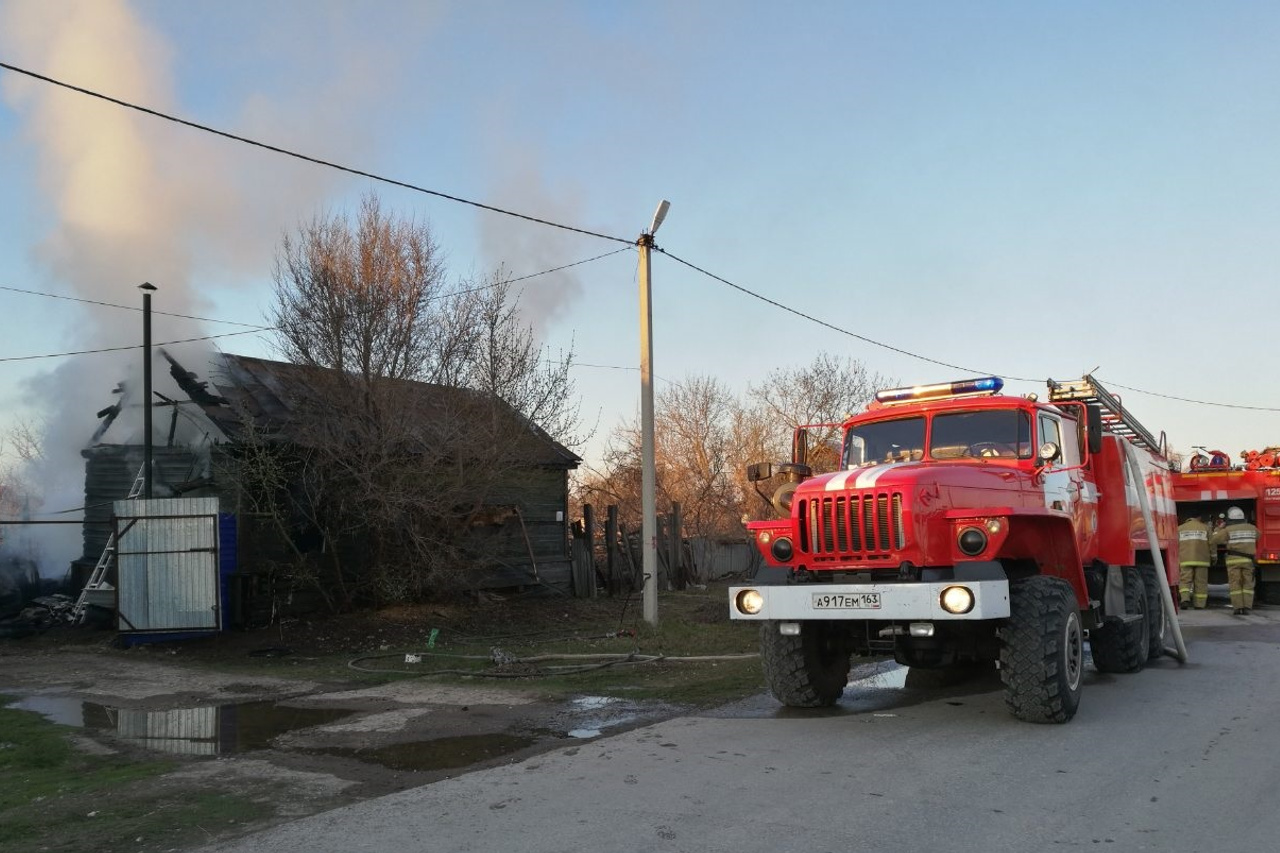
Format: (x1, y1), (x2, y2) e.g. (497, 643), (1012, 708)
(799, 491), (905, 557)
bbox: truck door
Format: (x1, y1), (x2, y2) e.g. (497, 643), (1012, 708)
(1039, 412), (1096, 558)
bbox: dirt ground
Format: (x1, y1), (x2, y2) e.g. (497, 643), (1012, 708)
(0, 594), (717, 849)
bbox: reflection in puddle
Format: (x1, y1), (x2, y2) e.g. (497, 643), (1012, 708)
(319, 733), (536, 772)
(563, 695), (644, 739)
(847, 663), (909, 690)
(4, 695), (350, 756)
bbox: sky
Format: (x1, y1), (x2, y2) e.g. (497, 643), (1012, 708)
(1, 0), (1279, 547)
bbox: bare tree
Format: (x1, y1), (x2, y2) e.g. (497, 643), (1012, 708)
(653, 376), (742, 537)
(745, 352), (890, 463)
(6, 417), (47, 464)
(576, 352), (892, 536)
(271, 193), (453, 382)
(252, 193), (582, 606)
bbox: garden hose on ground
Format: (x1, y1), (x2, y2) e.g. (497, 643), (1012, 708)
(347, 649), (759, 677)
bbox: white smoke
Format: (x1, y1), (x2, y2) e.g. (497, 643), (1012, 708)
(0, 0), (355, 577)
(0, 0), (454, 578)
(0, 0), (203, 577)
(476, 144), (591, 339)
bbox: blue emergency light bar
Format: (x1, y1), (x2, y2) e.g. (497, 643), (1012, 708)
(874, 376), (1004, 405)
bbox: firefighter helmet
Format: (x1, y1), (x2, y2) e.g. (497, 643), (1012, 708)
(1228, 506), (1245, 521)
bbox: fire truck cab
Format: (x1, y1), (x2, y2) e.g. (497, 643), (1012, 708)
(730, 375), (1179, 723)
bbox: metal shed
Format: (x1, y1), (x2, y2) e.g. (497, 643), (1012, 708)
(115, 497), (222, 636)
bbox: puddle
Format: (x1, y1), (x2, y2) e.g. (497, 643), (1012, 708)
(317, 733), (537, 772)
(557, 694), (650, 739)
(3, 694), (350, 756)
(571, 695), (619, 711)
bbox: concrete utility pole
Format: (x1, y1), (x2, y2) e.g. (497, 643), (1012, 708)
(638, 200), (670, 626)
(139, 282), (157, 500)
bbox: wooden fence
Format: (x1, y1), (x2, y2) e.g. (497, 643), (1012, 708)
(569, 503), (760, 597)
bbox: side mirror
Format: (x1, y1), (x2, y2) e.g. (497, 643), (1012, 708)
(1085, 403), (1103, 455)
(746, 462), (774, 482)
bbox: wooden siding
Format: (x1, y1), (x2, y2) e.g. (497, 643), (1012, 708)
(79, 445), (228, 569)
(465, 466), (573, 594)
(81, 448), (576, 604)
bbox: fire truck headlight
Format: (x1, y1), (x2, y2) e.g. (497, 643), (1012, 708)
(770, 537), (793, 562)
(736, 589), (765, 615)
(940, 585), (975, 614)
(957, 526), (988, 556)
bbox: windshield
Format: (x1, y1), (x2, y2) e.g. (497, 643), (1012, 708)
(844, 417), (926, 467)
(929, 409), (1033, 459)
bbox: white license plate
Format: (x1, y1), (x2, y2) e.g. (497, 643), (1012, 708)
(811, 592), (881, 610)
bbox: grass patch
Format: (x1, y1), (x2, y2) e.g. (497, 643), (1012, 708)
(0, 699), (271, 853)
(99, 584), (769, 709)
(337, 585), (768, 706)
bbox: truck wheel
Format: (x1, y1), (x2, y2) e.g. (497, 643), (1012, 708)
(998, 576), (1083, 724)
(760, 620), (853, 707)
(1090, 569), (1149, 673)
(1138, 564), (1166, 660)
(1257, 582), (1280, 605)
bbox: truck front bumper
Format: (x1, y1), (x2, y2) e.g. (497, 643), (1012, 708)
(728, 580), (1011, 621)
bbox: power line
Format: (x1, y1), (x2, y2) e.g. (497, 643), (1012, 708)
(568, 360), (673, 385)
(655, 247), (1280, 413)
(0, 250), (625, 364)
(1097, 379), (1280, 413)
(439, 247), (634, 302)
(0, 285), (272, 329)
(654, 246), (1040, 382)
(505, 248), (634, 284)
(0, 328), (268, 363)
(0, 60), (633, 247)
(8, 63), (1265, 414)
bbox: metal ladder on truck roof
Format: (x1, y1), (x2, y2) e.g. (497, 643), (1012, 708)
(1047, 373), (1166, 458)
(70, 465), (146, 624)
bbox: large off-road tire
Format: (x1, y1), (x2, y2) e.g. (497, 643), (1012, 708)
(1090, 568), (1149, 673)
(760, 620), (853, 707)
(1139, 564), (1167, 660)
(998, 576), (1084, 724)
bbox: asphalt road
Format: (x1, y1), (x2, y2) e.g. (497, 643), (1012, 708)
(198, 597), (1280, 853)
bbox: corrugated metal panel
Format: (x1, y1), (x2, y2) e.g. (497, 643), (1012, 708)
(115, 707), (219, 756)
(116, 497), (220, 632)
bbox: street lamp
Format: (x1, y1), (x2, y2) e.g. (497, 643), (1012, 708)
(139, 282), (156, 500)
(637, 200), (670, 626)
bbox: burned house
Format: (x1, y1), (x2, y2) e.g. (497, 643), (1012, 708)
(80, 351), (581, 616)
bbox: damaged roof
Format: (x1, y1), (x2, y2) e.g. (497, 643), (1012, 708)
(161, 351), (580, 468)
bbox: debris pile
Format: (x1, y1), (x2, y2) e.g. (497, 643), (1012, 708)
(0, 593), (74, 638)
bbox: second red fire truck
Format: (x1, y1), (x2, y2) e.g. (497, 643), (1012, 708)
(730, 374), (1180, 724)
(1173, 454), (1280, 602)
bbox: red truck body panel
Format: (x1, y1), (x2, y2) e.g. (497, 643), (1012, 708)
(748, 390), (1180, 600)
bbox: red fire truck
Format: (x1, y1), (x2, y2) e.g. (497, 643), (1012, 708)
(1172, 458), (1280, 603)
(730, 374), (1180, 724)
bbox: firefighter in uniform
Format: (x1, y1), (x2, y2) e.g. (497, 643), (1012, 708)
(1210, 506), (1260, 614)
(1177, 515), (1212, 610)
